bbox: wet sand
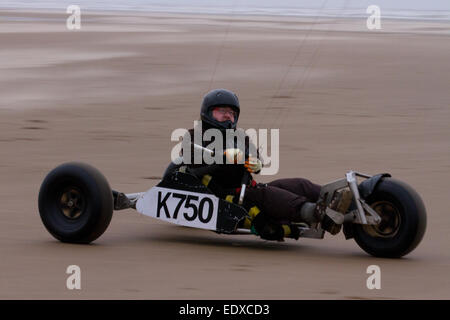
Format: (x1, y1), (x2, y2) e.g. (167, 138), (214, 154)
(1, 9), (450, 299)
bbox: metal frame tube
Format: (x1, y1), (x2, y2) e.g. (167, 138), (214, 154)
(346, 171), (368, 224)
(125, 192), (145, 205)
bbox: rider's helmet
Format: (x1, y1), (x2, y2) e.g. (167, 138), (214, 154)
(201, 89), (240, 130)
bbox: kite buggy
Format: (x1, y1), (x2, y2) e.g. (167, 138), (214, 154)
(38, 153), (426, 258)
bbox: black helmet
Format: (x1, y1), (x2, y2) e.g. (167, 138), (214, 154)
(201, 89), (240, 130)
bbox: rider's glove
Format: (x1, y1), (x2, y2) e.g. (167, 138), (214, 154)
(251, 214), (284, 241)
(224, 148), (244, 164)
(244, 157), (262, 173)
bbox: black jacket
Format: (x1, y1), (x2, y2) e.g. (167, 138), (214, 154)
(180, 121), (259, 197)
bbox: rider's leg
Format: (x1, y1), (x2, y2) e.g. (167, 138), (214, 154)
(267, 178), (321, 203)
(266, 177), (350, 221)
(266, 178), (322, 224)
(244, 183), (319, 240)
(245, 184), (308, 221)
(245, 178), (351, 236)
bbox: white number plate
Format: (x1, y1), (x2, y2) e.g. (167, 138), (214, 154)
(136, 187), (219, 230)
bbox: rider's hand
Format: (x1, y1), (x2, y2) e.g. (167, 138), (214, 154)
(224, 148), (244, 164)
(244, 157), (262, 173)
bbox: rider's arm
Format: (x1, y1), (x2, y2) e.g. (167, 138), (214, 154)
(244, 136), (263, 174)
(180, 129), (213, 167)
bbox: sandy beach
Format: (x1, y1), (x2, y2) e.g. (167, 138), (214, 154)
(1, 9), (450, 299)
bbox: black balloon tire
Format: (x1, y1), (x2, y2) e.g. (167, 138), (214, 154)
(38, 162), (113, 244)
(353, 177), (427, 258)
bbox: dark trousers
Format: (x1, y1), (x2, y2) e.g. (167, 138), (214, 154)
(244, 178), (321, 223)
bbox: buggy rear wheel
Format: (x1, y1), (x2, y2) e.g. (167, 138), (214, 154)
(38, 162), (113, 244)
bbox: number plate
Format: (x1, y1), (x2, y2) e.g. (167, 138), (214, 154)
(136, 187), (219, 230)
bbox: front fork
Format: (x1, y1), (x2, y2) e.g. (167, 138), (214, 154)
(321, 171), (381, 226)
(280, 171), (382, 240)
(345, 171), (381, 225)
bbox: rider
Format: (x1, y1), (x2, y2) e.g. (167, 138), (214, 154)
(179, 88), (339, 241)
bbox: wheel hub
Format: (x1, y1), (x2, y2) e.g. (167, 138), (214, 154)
(363, 200), (401, 238)
(60, 188), (84, 219)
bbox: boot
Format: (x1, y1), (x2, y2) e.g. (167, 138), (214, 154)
(330, 189), (353, 214)
(294, 190), (352, 235)
(296, 202), (321, 224)
(322, 189), (353, 235)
